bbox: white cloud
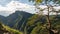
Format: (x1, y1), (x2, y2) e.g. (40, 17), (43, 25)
(6, 1), (35, 12)
(0, 1), (60, 16)
(0, 1), (35, 16)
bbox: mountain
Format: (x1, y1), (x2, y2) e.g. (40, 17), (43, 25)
(0, 10), (33, 30)
(6, 10), (33, 29)
(0, 10), (60, 34)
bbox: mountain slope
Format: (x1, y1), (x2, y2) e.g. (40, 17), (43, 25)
(0, 11), (60, 34)
(0, 15), (7, 24)
(24, 15), (60, 34)
(0, 23), (23, 34)
(0, 10), (33, 30)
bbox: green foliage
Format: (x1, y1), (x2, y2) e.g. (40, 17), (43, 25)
(30, 22), (46, 34)
(30, 26), (41, 34)
(25, 15), (60, 34)
(25, 14), (47, 34)
(2, 24), (23, 34)
(0, 22), (23, 34)
(0, 22), (3, 29)
(27, 14), (39, 26)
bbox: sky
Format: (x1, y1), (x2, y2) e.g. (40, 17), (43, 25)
(0, 0), (60, 16)
(0, 0), (33, 6)
(0, 0), (35, 16)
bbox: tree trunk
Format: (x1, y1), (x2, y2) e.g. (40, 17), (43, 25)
(46, 5), (59, 34)
(46, 5), (51, 34)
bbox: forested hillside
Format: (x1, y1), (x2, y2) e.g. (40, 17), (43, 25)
(0, 10), (33, 28)
(0, 22), (23, 34)
(0, 0), (60, 34)
(0, 12), (60, 34)
(23, 15), (60, 34)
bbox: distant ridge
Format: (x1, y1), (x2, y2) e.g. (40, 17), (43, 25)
(0, 10), (33, 29)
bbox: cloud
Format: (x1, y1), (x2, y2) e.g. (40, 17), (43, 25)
(0, 1), (35, 16)
(0, 0), (60, 16)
